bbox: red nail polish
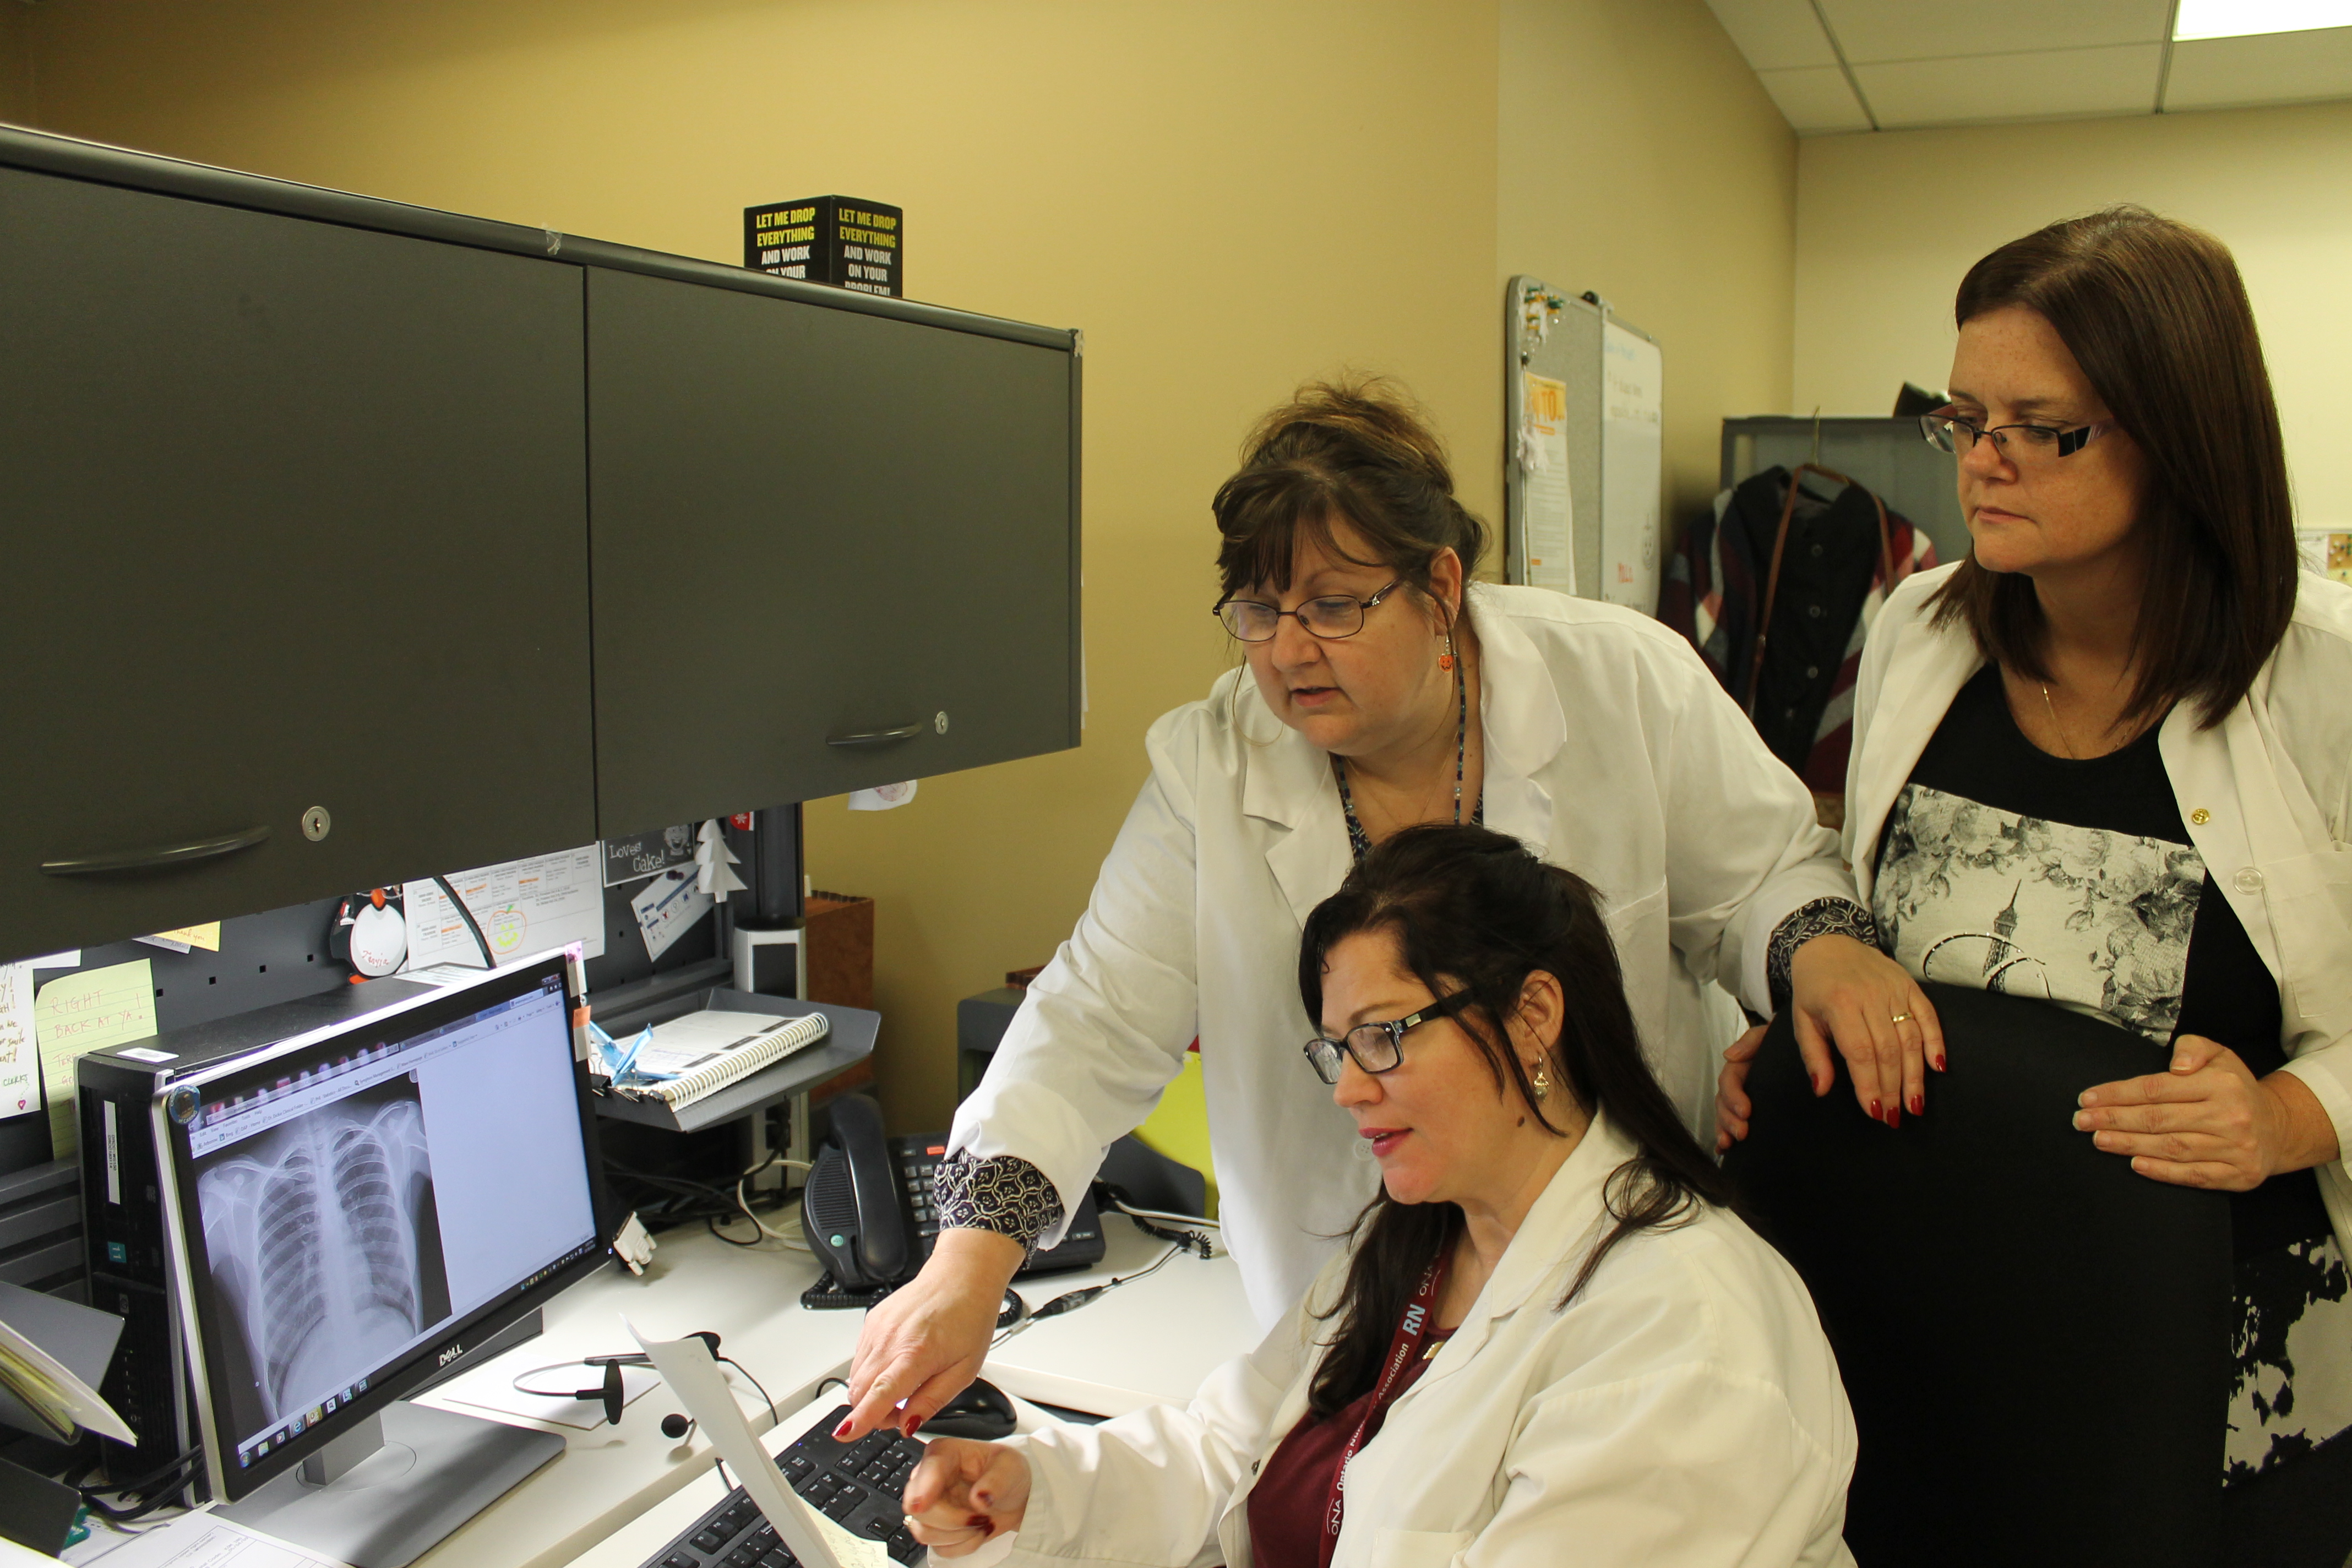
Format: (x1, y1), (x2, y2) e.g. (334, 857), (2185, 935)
(1908, 1093), (1924, 1117)
(1935, 1054), (1948, 1072)
(1886, 1106), (1901, 1129)
(905, 1415), (923, 1438)
(1870, 1098), (1883, 1121)
(834, 1419), (854, 1441)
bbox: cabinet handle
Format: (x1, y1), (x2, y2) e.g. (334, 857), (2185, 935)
(826, 723), (923, 748)
(40, 825), (271, 877)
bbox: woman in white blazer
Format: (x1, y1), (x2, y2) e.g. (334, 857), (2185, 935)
(841, 380), (1924, 1441)
(1717, 208), (2352, 1555)
(905, 827), (1855, 1568)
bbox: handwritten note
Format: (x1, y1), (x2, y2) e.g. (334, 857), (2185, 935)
(34, 959), (156, 1159)
(148, 923), (222, 952)
(0, 963), (38, 1120)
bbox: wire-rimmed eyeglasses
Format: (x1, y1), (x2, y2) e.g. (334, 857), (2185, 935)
(1303, 989), (1467, 1086)
(1214, 580), (1402, 643)
(1920, 410), (2114, 464)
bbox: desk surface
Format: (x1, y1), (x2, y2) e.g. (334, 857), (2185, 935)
(407, 1225), (861, 1568)
(379, 1215), (1251, 1568)
(568, 1222), (1250, 1568)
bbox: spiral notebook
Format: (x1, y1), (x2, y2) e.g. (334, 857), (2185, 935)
(604, 1008), (831, 1109)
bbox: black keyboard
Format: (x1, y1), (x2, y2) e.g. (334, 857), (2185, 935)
(637, 1404), (927, 1568)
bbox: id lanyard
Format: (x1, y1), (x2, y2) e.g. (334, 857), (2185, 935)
(1319, 1252), (1450, 1568)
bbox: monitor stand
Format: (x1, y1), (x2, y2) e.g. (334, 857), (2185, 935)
(220, 1402), (564, 1568)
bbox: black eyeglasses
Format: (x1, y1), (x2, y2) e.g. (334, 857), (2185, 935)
(1214, 580), (1402, 643)
(1920, 410), (2114, 464)
(1303, 990), (1467, 1086)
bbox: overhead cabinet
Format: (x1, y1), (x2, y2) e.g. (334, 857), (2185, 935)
(0, 129), (1082, 962)
(0, 163), (596, 960)
(585, 268), (1081, 835)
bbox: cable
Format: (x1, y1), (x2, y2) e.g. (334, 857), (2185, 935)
(1008, 1244), (1184, 1338)
(720, 1357), (777, 1426)
(431, 874), (496, 968)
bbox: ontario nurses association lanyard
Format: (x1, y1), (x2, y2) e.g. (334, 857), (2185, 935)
(1318, 1251), (1450, 1568)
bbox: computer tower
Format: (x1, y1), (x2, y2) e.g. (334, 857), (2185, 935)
(76, 978), (431, 1485)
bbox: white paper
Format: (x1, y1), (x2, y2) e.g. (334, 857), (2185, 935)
(0, 1306), (133, 1442)
(434, 1362), (661, 1432)
(629, 869), (714, 962)
(1599, 321), (1663, 612)
(847, 780), (917, 812)
(629, 1008), (797, 1077)
(68, 1511), (350, 1568)
(28, 952), (78, 970)
(0, 965), (39, 1120)
(400, 845), (606, 970)
(1517, 372), (1575, 594)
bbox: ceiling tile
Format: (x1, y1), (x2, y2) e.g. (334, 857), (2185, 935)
(2164, 28), (2352, 110)
(1855, 42), (2163, 126)
(1704, 0), (1839, 70)
(1819, 0), (2171, 65)
(1757, 64), (1876, 132)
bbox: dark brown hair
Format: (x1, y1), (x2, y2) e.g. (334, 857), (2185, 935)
(1930, 205), (2298, 726)
(1294, 824), (1741, 1417)
(1212, 377), (1488, 628)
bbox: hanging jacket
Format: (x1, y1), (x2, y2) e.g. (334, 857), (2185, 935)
(1659, 465), (1936, 812)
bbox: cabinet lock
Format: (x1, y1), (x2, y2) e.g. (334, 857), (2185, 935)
(302, 806), (332, 842)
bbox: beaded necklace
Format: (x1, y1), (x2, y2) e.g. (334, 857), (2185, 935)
(1334, 663), (1476, 863)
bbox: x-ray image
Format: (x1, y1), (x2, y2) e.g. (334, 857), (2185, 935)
(195, 1076), (454, 1438)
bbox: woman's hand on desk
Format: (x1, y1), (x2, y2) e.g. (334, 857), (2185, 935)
(840, 1229), (1025, 1441)
(903, 1437), (1030, 1556)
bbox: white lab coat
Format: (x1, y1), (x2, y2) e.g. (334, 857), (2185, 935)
(955, 583), (1853, 1325)
(1846, 562), (2352, 1250)
(997, 1115), (1858, 1568)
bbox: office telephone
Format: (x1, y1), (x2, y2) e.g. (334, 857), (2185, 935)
(801, 1093), (1104, 1294)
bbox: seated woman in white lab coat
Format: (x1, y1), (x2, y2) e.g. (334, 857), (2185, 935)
(903, 825), (1856, 1568)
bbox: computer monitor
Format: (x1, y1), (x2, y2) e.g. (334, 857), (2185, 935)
(153, 951), (612, 1568)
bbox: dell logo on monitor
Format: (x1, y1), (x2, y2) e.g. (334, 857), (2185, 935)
(437, 1343), (462, 1368)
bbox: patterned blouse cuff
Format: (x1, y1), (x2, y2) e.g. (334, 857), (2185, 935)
(1766, 897), (1882, 1012)
(929, 1152), (1064, 1251)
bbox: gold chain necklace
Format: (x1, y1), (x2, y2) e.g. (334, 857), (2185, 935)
(2039, 682), (2078, 760)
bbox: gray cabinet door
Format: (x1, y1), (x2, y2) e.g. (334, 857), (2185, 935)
(0, 168), (595, 961)
(587, 269), (1079, 836)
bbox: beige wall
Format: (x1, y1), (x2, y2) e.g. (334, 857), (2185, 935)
(13, 0), (1796, 1134)
(1795, 101), (2352, 531)
(0, 3), (34, 123)
(1499, 0), (1798, 531)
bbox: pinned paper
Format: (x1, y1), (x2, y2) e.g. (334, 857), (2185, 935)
(631, 868), (715, 961)
(34, 960), (156, 1159)
(144, 923), (220, 952)
(847, 780), (918, 812)
(0, 965), (39, 1121)
(695, 819), (748, 898)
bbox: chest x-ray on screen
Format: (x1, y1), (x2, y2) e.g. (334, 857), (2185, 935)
(196, 1075), (453, 1435)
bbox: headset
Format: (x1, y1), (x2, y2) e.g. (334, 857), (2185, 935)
(513, 1329), (727, 1440)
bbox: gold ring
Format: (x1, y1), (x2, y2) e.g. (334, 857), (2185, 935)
(1890, 1012), (1912, 1025)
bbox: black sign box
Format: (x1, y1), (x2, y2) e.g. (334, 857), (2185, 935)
(744, 196), (902, 297)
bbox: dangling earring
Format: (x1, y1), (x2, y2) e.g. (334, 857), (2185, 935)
(1438, 627), (1456, 672)
(1530, 1064), (1551, 1101)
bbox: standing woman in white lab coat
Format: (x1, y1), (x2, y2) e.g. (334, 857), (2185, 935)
(1715, 206), (2352, 1557)
(842, 378), (1926, 1439)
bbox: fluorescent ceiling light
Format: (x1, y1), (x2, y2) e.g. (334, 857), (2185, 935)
(2174, 0), (2352, 40)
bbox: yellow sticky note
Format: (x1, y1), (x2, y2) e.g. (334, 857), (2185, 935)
(34, 960), (156, 1161)
(146, 923), (221, 952)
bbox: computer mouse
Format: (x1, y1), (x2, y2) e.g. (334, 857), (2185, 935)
(919, 1378), (1017, 1441)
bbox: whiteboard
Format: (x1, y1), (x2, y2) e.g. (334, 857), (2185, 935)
(1599, 320), (1662, 609)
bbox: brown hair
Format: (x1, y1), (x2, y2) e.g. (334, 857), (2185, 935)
(1211, 377), (1488, 627)
(1930, 205), (2299, 727)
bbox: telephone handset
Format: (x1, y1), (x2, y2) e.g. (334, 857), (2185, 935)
(801, 1093), (1104, 1292)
